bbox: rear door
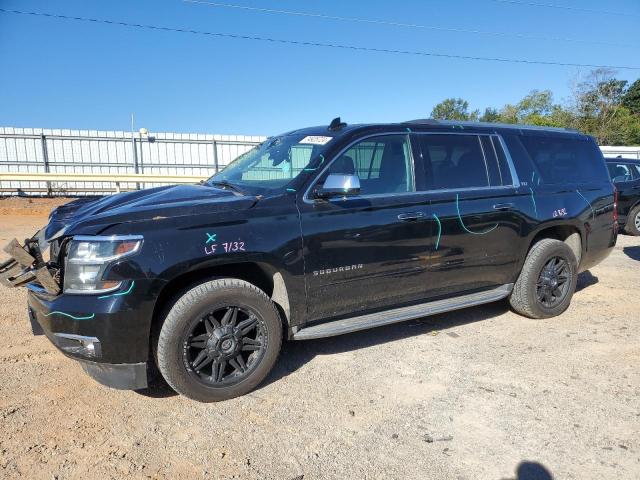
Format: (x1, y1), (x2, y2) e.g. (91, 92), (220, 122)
(413, 132), (527, 299)
(298, 133), (434, 322)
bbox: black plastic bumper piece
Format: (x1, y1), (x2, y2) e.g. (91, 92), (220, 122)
(79, 359), (148, 390)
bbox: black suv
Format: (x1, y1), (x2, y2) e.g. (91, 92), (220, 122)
(606, 157), (640, 236)
(1, 119), (617, 402)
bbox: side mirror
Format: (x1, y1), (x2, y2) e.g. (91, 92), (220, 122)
(315, 174), (361, 199)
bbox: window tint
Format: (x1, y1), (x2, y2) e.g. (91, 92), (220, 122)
(607, 162), (634, 182)
(507, 133), (609, 185)
(416, 134), (490, 190)
(325, 135), (414, 195)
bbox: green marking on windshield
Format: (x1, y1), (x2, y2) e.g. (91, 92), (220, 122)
(286, 188), (296, 193)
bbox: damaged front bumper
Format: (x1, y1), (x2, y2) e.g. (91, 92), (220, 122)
(1, 236), (150, 391)
(0, 236), (60, 294)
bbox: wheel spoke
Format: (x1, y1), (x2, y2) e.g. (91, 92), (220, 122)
(237, 315), (258, 335)
(211, 360), (226, 382)
(229, 356), (246, 373)
(204, 315), (220, 334)
(189, 340), (207, 348)
(221, 307), (238, 327)
(192, 350), (213, 371)
(242, 338), (262, 351)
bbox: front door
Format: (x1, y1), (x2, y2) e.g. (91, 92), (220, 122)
(298, 134), (433, 322)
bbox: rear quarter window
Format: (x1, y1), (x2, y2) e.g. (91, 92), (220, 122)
(504, 133), (609, 185)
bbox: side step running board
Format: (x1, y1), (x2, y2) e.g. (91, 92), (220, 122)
(292, 284), (513, 340)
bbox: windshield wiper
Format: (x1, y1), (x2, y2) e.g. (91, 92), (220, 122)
(208, 180), (246, 195)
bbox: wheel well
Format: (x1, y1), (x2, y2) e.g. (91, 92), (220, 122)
(528, 225), (582, 264)
(150, 262), (285, 346)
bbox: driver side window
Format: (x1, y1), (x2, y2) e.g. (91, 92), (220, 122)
(324, 135), (415, 195)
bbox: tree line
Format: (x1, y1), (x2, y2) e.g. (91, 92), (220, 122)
(430, 69), (640, 146)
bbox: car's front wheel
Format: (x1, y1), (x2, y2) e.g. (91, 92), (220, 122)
(509, 238), (578, 319)
(156, 278), (282, 402)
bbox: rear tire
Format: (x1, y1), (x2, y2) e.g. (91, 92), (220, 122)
(510, 239), (578, 319)
(624, 205), (640, 236)
(156, 278), (282, 402)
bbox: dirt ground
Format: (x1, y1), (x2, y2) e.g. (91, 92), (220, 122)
(0, 200), (638, 480)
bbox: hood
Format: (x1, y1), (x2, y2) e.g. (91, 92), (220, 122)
(44, 184), (257, 240)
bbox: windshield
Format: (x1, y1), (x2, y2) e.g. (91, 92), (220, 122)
(208, 133), (333, 192)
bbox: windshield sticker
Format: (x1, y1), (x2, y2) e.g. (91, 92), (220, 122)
(300, 136), (333, 145)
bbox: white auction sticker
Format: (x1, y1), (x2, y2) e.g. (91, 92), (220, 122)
(299, 136), (333, 145)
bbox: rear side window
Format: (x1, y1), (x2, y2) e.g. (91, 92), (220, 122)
(416, 134), (507, 190)
(607, 162), (634, 182)
(506, 133), (609, 185)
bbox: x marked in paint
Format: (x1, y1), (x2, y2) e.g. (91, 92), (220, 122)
(206, 233), (217, 244)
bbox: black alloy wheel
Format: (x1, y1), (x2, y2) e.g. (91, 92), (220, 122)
(183, 306), (266, 386)
(536, 256), (571, 308)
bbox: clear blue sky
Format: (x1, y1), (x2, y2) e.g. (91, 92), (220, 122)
(1, 0), (639, 136)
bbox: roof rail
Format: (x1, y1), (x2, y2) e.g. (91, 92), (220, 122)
(402, 119), (579, 133)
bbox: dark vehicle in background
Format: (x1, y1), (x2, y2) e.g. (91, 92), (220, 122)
(0, 118), (617, 402)
(606, 157), (640, 236)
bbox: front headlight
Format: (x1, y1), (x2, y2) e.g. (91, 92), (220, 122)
(63, 235), (143, 294)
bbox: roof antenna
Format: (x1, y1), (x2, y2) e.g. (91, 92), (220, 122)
(328, 117), (347, 131)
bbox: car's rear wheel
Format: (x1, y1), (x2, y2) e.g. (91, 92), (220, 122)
(625, 205), (640, 236)
(509, 239), (578, 319)
(156, 278), (282, 402)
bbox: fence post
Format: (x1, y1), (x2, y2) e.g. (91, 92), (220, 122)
(40, 134), (52, 196)
(131, 135), (140, 190)
(212, 139), (219, 173)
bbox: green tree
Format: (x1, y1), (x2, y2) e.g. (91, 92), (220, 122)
(622, 79), (640, 115)
(479, 107), (501, 123)
(570, 69), (630, 144)
(431, 98), (479, 121)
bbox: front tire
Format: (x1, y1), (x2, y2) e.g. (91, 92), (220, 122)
(510, 239), (578, 319)
(624, 205), (640, 236)
(156, 279), (282, 402)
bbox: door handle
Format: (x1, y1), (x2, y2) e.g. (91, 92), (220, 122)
(493, 203), (514, 211)
(397, 212), (426, 222)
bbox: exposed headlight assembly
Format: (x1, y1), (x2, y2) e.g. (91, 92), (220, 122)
(63, 235), (143, 294)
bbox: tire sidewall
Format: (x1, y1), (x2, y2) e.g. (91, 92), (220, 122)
(526, 242), (578, 318)
(157, 280), (282, 402)
(626, 206), (640, 236)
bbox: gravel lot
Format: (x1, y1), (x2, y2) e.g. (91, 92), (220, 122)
(0, 200), (638, 480)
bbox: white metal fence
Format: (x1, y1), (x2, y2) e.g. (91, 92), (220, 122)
(600, 146), (640, 159)
(0, 127), (265, 196)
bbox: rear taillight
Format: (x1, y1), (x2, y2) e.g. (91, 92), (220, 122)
(613, 188), (619, 223)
